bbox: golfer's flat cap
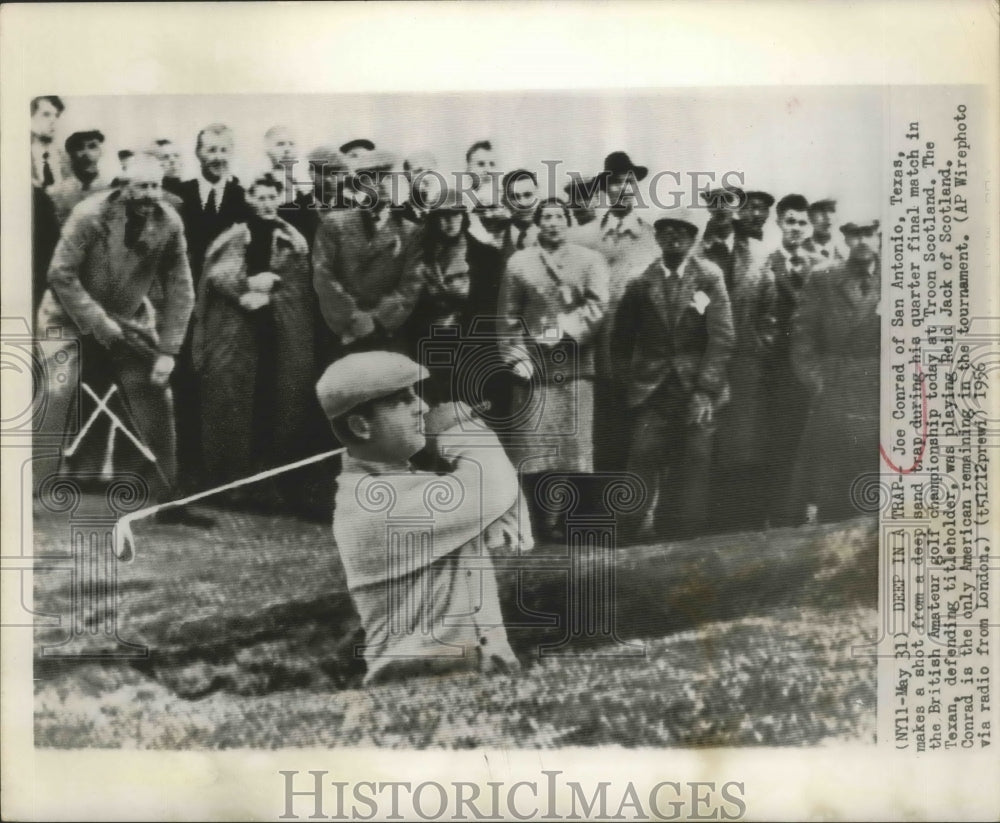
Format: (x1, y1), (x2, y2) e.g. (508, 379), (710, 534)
(316, 352), (429, 420)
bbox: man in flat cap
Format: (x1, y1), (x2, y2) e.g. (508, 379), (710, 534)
(701, 187), (776, 532)
(759, 193), (829, 525)
(312, 150), (422, 355)
(48, 129), (112, 224)
(735, 190), (775, 243)
(340, 138), (376, 206)
(573, 152), (659, 475)
(318, 351), (532, 684)
(790, 220), (881, 523)
(802, 198), (845, 262)
(611, 209), (734, 542)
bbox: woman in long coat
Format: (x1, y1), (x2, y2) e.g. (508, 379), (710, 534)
(192, 175), (318, 503)
(497, 198), (610, 537)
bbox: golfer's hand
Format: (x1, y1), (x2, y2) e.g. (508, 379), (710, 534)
(688, 391), (714, 427)
(246, 272), (282, 293)
(239, 291), (271, 311)
(150, 354), (175, 387)
(93, 318), (124, 348)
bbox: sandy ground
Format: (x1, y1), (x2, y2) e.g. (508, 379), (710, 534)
(33, 496), (878, 749)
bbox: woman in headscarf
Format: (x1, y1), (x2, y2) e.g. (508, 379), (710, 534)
(193, 175), (321, 507)
(497, 197), (610, 538)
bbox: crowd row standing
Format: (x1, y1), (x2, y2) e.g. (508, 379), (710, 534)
(31, 95), (881, 542)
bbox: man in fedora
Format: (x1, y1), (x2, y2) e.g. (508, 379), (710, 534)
(611, 208), (734, 542)
(573, 151), (659, 474)
(312, 150), (421, 356)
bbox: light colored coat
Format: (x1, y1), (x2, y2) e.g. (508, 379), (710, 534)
(41, 189), (193, 356)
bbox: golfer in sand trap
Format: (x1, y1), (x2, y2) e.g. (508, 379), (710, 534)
(317, 351), (534, 685)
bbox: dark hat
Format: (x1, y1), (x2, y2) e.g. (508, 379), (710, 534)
(65, 129), (105, 154)
(339, 138), (376, 155)
(743, 190), (775, 208)
(841, 219), (880, 236)
(808, 198), (838, 215)
(597, 151), (648, 185)
(700, 186), (745, 210)
(117, 149), (134, 162)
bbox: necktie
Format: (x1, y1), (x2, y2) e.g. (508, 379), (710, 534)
(205, 187), (218, 216)
(516, 226), (528, 251)
(42, 152), (54, 187)
(821, 247), (830, 258)
(859, 274), (871, 297)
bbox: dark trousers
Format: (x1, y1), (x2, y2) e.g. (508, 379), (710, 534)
(624, 377), (715, 541)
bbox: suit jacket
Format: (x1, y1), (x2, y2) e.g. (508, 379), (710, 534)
(312, 208), (421, 344)
(761, 246), (829, 373)
(802, 236), (846, 264)
(611, 254), (735, 410)
(175, 177), (252, 282)
(40, 189), (194, 356)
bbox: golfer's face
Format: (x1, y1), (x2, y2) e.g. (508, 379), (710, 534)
(369, 386), (429, 460)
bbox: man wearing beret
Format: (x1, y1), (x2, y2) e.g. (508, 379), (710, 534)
(759, 193), (829, 525)
(802, 198), (845, 263)
(611, 209), (735, 541)
(312, 150), (422, 355)
(790, 220), (881, 523)
(318, 351), (533, 684)
(48, 129), (112, 225)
